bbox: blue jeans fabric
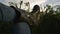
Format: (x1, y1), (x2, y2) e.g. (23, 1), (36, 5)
(12, 22), (31, 34)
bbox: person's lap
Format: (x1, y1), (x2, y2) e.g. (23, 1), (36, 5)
(12, 22), (31, 34)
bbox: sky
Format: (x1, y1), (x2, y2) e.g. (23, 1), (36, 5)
(0, 0), (47, 8)
(0, 0), (60, 9)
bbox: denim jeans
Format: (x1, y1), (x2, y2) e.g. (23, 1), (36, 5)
(12, 22), (31, 34)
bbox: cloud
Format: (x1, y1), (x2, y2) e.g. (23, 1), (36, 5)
(5, 0), (20, 3)
(4, 0), (47, 4)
